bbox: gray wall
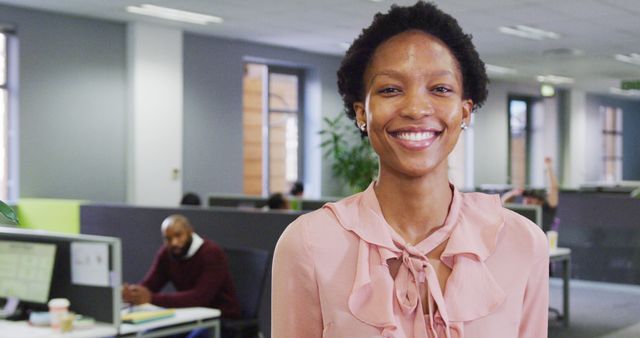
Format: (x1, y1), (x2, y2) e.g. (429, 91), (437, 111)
(2, 4), (344, 202)
(182, 33), (343, 198)
(473, 80), (547, 186)
(6, 3), (636, 203)
(0, 4), (128, 202)
(585, 94), (640, 181)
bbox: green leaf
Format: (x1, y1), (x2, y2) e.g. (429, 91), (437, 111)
(0, 200), (19, 224)
(318, 113), (379, 196)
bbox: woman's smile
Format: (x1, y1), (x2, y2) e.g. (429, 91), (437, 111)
(388, 126), (442, 150)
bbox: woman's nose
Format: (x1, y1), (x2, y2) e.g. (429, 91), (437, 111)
(400, 90), (433, 118)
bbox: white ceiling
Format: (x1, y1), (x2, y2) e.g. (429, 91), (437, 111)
(1, 0), (640, 97)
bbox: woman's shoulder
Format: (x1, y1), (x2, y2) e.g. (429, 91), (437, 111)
(459, 191), (548, 258)
(276, 207), (348, 249)
(500, 204), (549, 260)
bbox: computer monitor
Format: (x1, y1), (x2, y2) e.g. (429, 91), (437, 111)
(0, 240), (57, 304)
(0, 227), (122, 326)
(504, 203), (542, 228)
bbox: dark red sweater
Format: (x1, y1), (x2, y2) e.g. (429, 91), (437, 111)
(141, 238), (241, 318)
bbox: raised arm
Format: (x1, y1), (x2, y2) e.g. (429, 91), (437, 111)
(544, 157), (559, 208)
(501, 188), (523, 204)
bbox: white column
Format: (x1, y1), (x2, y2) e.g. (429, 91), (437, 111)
(464, 114), (475, 190)
(563, 90), (587, 188)
(303, 70), (322, 198)
(127, 24), (183, 206)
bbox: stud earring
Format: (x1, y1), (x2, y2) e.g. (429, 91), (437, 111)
(461, 121), (468, 130)
(359, 123), (367, 132)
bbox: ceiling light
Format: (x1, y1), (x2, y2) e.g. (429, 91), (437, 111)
(610, 87), (640, 96)
(536, 74), (574, 84)
(614, 53), (640, 66)
(499, 25), (560, 40)
(126, 4), (223, 25)
(542, 48), (584, 57)
(485, 64), (518, 75)
(540, 84), (556, 97)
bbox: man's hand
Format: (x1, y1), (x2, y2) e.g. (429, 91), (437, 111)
(122, 283), (152, 305)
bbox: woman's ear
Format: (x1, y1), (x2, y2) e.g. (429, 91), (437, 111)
(461, 99), (473, 125)
(354, 102), (366, 126)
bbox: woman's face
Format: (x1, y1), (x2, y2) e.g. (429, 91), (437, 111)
(354, 30), (472, 179)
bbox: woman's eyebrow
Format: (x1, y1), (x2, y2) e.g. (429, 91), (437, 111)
(368, 70), (404, 86)
(368, 69), (457, 87)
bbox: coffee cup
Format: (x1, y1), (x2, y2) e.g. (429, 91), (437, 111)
(547, 230), (558, 251)
(48, 298), (70, 330)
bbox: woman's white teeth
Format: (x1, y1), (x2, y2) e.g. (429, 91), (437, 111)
(397, 131), (434, 141)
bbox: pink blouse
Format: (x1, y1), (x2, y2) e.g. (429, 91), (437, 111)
(272, 183), (549, 338)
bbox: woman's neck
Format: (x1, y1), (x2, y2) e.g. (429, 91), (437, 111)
(374, 166), (453, 245)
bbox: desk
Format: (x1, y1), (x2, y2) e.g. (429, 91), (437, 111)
(549, 247), (571, 327)
(119, 307), (220, 338)
(0, 307), (220, 338)
(0, 320), (117, 338)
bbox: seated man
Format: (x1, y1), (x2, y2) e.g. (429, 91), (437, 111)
(123, 214), (240, 319)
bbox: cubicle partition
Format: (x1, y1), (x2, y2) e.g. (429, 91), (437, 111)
(208, 195), (269, 209)
(504, 203), (542, 227)
(556, 191), (640, 285)
(80, 204), (303, 338)
(207, 193), (337, 211)
(507, 191), (640, 285)
(77, 191), (640, 336)
(0, 227), (122, 327)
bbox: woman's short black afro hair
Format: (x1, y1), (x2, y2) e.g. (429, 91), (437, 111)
(337, 1), (488, 130)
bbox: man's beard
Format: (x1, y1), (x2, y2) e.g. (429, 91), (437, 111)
(170, 236), (193, 259)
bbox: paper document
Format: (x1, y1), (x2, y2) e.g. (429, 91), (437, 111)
(122, 309), (175, 324)
(71, 242), (110, 287)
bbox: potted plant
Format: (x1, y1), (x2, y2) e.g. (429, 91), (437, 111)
(320, 114), (378, 195)
(0, 200), (18, 224)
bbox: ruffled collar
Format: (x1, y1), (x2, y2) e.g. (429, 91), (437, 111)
(324, 182), (507, 337)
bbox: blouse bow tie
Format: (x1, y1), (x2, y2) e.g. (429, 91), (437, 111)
(392, 244), (459, 338)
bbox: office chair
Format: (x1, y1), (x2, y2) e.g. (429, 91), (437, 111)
(222, 247), (270, 338)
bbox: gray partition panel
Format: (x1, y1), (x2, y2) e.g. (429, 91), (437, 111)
(555, 191), (640, 284)
(504, 203), (542, 227)
(0, 227), (121, 326)
(208, 195), (268, 208)
(80, 204), (303, 338)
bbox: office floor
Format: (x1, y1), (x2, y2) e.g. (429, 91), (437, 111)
(549, 278), (640, 338)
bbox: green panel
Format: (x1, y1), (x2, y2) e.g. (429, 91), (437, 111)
(621, 80), (640, 90)
(16, 199), (84, 234)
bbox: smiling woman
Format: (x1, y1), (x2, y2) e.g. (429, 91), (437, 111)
(272, 2), (549, 338)
(353, 31), (472, 180)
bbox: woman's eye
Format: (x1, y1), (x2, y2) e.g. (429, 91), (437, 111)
(433, 86), (452, 94)
(378, 87), (400, 95)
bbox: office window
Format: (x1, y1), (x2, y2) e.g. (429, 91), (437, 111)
(0, 32), (9, 201)
(600, 106), (623, 182)
(242, 63), (303, 195)
(508, 98), (529, 188)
